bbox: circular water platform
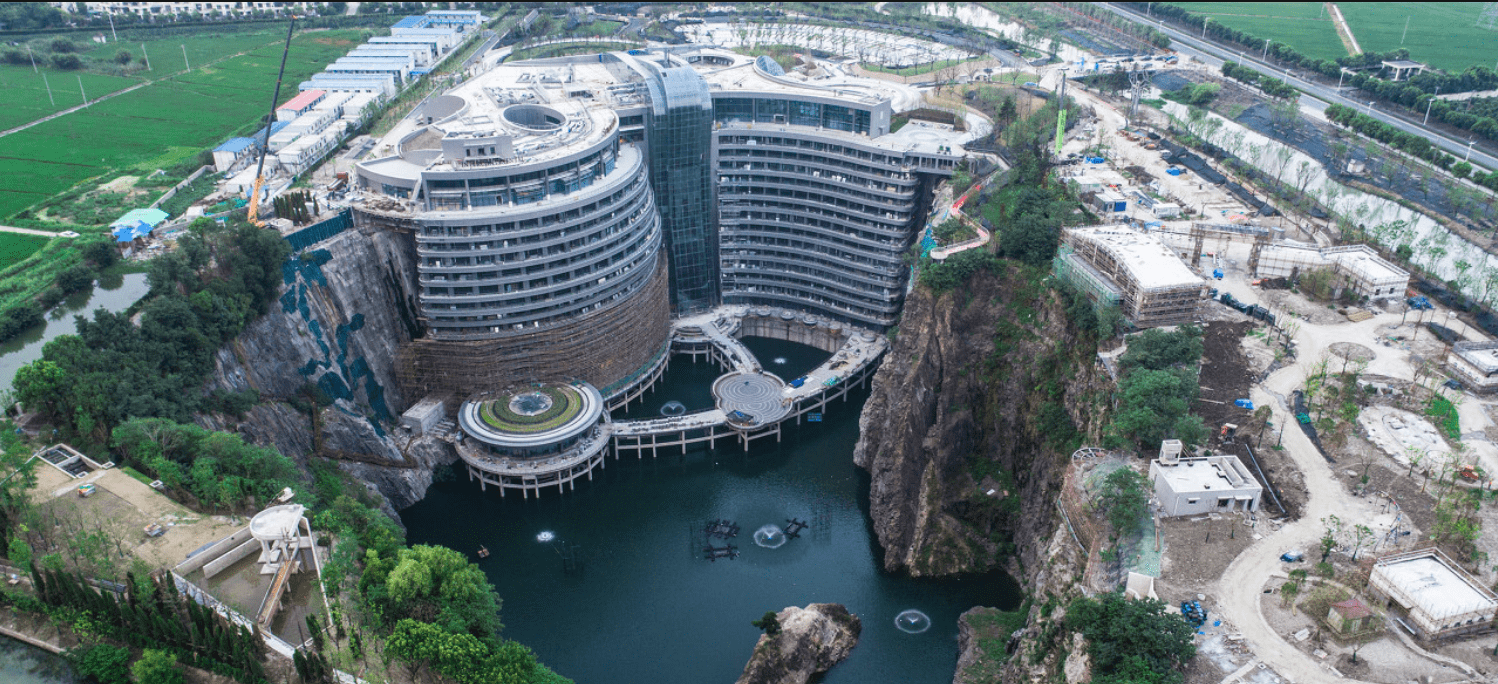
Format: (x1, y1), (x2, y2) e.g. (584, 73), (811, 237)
(713, 372), (790, 428)
(456, 382), (609, 498)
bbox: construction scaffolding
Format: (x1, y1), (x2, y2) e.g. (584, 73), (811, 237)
(1054, 243), (1122, 310)
(1448, 341), (1498, 393)
(395, 259), (672, 401)
(1368, 548), (1498, 641)
(1255, 243), (1409, 299)
(1062, 227), (1207, 328)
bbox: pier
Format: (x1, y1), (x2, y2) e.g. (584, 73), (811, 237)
(452, 306), (888, 498)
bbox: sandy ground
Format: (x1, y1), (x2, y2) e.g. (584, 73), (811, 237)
(29, 466), (243, 570)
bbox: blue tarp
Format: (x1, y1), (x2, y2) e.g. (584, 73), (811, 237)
(110, 208), (169, 242)
(392, 15), (429, 29)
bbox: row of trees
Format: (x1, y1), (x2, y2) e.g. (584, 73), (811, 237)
(1219, 61), (1298, 100)
(25, 568), (267, 683)
(273, 190), (320, 226)
(111, 418), (300, 514)
(1133, 1), (1498, 147)
(1324, 103), (1498, 190)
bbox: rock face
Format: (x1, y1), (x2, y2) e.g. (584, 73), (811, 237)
(736, 604), (861, 684)
(209, 227), (420, 420)
(202, 226), (463, 512)
(854, 264), (1106, 577)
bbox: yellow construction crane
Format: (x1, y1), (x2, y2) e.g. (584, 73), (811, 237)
(247, 16), (297, 227)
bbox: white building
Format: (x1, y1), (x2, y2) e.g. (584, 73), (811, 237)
(1149, 449), (1263, 517)
(1447, 341), (1498, 393)
(1255, 243), (1409, 299)
(1369, 549), (1498, 640)
(1058, 226), (1207, 328)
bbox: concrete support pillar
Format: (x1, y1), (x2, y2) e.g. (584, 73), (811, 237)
(682, 432), (687, 454)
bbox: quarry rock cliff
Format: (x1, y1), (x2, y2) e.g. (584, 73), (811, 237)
(854, 264), (1106, 578)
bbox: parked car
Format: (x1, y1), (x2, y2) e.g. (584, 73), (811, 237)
(1280, 551), (1304, 563)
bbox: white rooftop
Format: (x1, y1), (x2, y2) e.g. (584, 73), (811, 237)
(249, 504), (305, 541)
(1153, 455), (1260, 494)
(1069, 226), (1204, 290)
(1378, 554), (1498, 618)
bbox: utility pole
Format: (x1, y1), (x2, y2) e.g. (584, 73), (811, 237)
(181, 44), (189, 71)
(107, 12), (118, 43)
(26, 45), (36, 73)
(77, 75), (86, 105)
(41, 73), (54, 106)
(141, 43), (150, 71)
(1401, 16), (1410, 44)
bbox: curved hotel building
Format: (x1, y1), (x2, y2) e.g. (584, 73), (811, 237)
(352, 46), (962, 411)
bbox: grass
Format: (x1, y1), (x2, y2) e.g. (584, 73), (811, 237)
(1338, 3), (1498, 74)
(0, 30), (367, 220)
(0, 234), (51, 271)
(1167, 2), (1348, 62)
(479, 387), (584, 434)
(1426, 394), (1462, 440)
(862, 56), (981, 78)
(0, 66), (142, 131)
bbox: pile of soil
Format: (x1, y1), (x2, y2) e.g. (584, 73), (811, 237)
(1195, 321), (1308, 519)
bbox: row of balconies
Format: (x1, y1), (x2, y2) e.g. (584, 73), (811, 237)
(715, 149), (918, 185)
(421, 250), (657, 327)
(416, 179), (646, 242)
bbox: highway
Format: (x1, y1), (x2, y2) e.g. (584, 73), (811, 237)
(1096, 2), (1498, 171)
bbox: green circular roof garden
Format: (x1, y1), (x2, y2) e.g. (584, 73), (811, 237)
(478, 385), (585, 434)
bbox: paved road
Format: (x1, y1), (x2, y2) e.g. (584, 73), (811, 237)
(0, 226), (72, 237)
(1097, 3), (1498, 172)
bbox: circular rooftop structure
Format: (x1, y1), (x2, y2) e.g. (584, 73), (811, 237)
(714, 372), (790, 428)
(422, 94), (467, 122)
(503, 104), (566, 132)
(459, 382), (606, 451)
(249, 504), (306, 541)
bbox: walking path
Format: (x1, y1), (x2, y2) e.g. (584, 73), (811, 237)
(1327, 3), (1363, 56)
(0, 225), (73, 237)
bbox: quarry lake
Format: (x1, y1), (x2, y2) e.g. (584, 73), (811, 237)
(402, 337), (1021, 683)
(0, 272), (150, 392)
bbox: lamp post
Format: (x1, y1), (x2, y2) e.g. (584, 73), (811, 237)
(1423, 86), (1440, 126)
(1466, 139), (1476, 161)
(1262, 39), (1272, 61)
(1338, 68), (1348, 89)
(1202, 17), (1210, 39)
(1365, 100), (1375, 115)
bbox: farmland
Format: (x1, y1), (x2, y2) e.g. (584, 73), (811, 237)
(1166, 3), (1348, 62)
(0, 29), (367, 222)
(0, 67), (141, 131)
(1339, 3), (1498, 74)
(0, 234), (51, 271)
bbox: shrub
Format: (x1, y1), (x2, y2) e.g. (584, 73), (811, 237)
(50, 54), (82, 70)
(66, 644), (130, 684)
(50, 38), (76, 53)
(131, 649), (184, 684)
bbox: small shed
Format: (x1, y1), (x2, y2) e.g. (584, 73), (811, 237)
(1327, 598), (1374, 634)
(110, 208), (169, 250)
(400, 397), (447, 435)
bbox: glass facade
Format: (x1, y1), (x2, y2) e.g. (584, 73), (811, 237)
(646, 67), (718, 314)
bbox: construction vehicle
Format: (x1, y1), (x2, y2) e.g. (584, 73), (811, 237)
(1459, 465), (1482, 483)
(246, 17), (298, 227)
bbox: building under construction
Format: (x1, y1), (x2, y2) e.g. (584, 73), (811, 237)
(1057, 226), (1207, 328)
(1447, 341), (1498, 393)
(1255, 243), (1409, 299)
(1368, 548), (1498, 641)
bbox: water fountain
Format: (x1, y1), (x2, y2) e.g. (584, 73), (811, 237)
(894, 609), (931, 634)
(752, 524), (787, 549)
(660, 401), (686, 417)
(773, 357), (787, 365)
(536, 531), (556, 543)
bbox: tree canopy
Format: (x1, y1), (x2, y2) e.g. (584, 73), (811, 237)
(1065, 594), (1195, 684)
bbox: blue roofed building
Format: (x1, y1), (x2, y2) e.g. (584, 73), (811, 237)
(212, 137), (257, 173)
(110, 208), (170, 251)
(391, 15), (429, 29)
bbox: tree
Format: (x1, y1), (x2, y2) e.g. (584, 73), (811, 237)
(1065, 594), (1195, 684)
(131, 649), (184, 684)
(51, 53), (81, 70)
(751, 610), (782, 636)
(66, 644), (130, 684)
(1096, 468), (1150, 535)
(1349, 524), (1374, 561)
(114, 49), (132, 65)
(1280, 581), (1299, 609)
(1320, 515), (1341, 562)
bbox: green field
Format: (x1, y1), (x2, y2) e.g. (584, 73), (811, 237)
(0, 67), (142, 131)
(1168, 3), (1348, 62)
(1339, 3), (1498, 73)
(0, 30), (365, 221)
(0, 234), (51, 270)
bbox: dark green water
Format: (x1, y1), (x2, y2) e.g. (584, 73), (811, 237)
(0, 637), (76, 684)
(402, 337), (1020, 683)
